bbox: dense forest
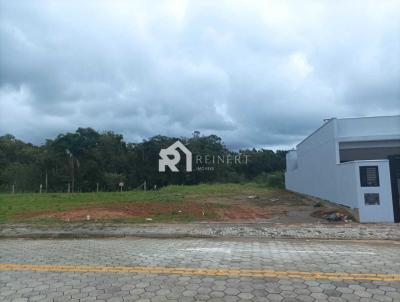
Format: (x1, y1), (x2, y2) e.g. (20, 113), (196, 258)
(0, 128), (286, 193)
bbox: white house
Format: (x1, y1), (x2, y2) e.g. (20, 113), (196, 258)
(285, 115), (400, 223)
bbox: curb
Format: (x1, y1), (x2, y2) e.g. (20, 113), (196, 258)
(1, 223), (399, 240)
(0, 233), (215, 239)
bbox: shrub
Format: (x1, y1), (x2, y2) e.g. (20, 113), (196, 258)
(266, 171), (285, 188)
(254, 171), (285, 188)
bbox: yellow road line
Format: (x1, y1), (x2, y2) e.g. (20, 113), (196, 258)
(0, 263), (399, 281)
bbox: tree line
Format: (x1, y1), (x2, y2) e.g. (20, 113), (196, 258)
(0, 128), (286, 193)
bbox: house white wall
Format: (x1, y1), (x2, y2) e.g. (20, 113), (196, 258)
(336, 161), (358, 208)
(285, 115), (400, 223)
(285, 119), (339, 203)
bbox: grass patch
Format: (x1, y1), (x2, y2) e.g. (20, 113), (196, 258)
(0, 183), (271, 223)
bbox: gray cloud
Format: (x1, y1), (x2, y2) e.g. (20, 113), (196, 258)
(0, 0), (399, 150)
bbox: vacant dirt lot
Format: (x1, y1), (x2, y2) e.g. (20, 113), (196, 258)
(16, 187), (352, 224)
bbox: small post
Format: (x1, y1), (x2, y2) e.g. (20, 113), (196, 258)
(144, 180), (147, 192)
(12, 184), (15, 194)
(96, 182), (99, 193)
(39, 184), (43, 194)
(67, 183), (70, 193)
(45, 171), (48, 193)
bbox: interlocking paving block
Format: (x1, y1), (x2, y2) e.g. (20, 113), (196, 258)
(0, 238), (399, 301)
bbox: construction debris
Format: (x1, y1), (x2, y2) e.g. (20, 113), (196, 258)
(322, 212), (353, 222)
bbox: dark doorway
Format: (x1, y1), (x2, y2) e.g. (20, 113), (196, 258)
(389, 155), (400, 223)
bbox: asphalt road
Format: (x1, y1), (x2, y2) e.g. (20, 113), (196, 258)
(0, 238), (399, 301)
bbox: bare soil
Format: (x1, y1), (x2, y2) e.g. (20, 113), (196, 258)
(22, 202), (213, 221)
(19, 189), (352, 224)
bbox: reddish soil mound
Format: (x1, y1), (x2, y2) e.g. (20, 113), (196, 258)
(215, 205), (287, 220)
(29, 202), (212, 221)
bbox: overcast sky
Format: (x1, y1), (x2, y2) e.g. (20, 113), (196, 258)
(0, 0), (399, 150)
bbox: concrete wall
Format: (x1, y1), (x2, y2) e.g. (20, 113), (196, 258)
(285, 119), (339, 202)
(286, 150), (298, 171)
(355, 160), (394, 223)
(336, 162), (358, 208)
(336, 160), (394, 222)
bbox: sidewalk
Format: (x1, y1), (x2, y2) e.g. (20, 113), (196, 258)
(1, 222), (399, 240)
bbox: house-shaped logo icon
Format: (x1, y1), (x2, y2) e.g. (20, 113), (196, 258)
(159, 141), (192, 172)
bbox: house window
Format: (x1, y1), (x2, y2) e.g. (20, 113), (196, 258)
(360, 166), (380, 187)
(364, 193), (380, 205)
